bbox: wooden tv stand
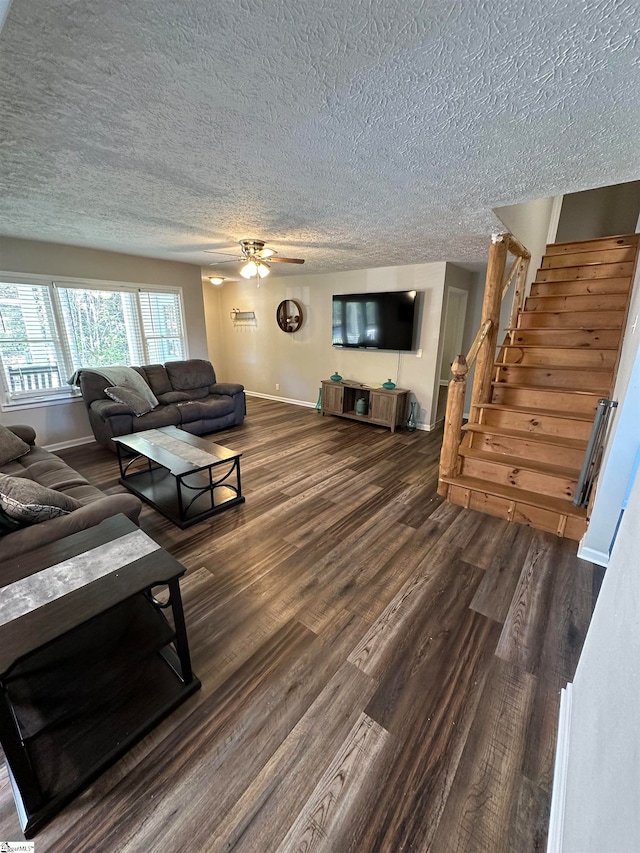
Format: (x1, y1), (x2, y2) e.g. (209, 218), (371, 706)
(321, 379), (409, 433)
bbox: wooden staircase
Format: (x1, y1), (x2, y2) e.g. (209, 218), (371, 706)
(438, 232), (639, 541)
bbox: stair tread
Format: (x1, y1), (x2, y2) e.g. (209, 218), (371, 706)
(507, 324), (624, 331)
(459, 446), (580, 478)
(501, 343), (618, 351)
(520, 307), (625, 314)
(479, 403), (594, 421)
(440, 475), (587, 518)
(491, 381), (603, 396)
(547, 233), (639, 250)
(494, 361), (612, 373)
(462, 423), (588, 450)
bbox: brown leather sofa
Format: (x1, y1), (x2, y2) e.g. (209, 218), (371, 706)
(0, 425), (141, 563)
(76, 359), (246, 451)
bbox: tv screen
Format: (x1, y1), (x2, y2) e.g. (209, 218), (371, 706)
(332, 290), (417, 351)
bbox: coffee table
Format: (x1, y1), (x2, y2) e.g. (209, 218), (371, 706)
(0, 514), (200, 838)
(113, 425), (245, 528)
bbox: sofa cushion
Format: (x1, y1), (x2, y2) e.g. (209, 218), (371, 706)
(139, 363), (173, 397)
(166, 359), (216, 391)
(131, 405), (181, 431)
(0, 425), (31, 466)
(104, 385), (154, 417)
(157, 390), (192, 404)
(175, 400), (203, 424)
(0, 505), (23, 535)
(0, 474), (82, 524)
(199, 396), (236, 418)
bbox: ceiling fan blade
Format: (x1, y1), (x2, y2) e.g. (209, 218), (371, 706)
(267, 257), (305, 264)
(203, 249), (240, 256)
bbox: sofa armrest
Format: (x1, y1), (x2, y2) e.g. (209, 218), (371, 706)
(7, 424), (36, 445)
(90, 398), (135, 418)
(209, 383), (244, 396)
(0, 495), (142, 564)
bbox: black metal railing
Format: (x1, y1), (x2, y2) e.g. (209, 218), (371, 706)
(573, 398), (618, 508)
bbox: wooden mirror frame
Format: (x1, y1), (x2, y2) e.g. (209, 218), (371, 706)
(276, 299), (304, 333)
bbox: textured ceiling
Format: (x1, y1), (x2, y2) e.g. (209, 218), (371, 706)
(1, 0), (639, 278)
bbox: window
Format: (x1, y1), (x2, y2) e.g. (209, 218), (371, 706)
(0, 278), (186, 406)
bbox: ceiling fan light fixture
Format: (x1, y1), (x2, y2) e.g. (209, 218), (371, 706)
(240, 259), (258, 279)
(257, 261), (270, 278)
(207, 275), (225, 285)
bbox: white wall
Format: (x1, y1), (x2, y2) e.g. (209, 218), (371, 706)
(206, 262), (450, 429)
(494, 196), (556, 328)
(0, 236), (207, 447)
(551, 467), (640, 853)
(555, 181), (640, 243)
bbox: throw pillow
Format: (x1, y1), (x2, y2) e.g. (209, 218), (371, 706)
(0, 424), (31, 466)
(0, 474), (82, 524)
(104, 385), (154, 417)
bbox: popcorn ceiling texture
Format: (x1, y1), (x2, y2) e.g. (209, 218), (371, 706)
(0, 0), (638, 274)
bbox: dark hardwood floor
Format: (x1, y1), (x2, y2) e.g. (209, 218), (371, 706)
(0, 397), (602, 852)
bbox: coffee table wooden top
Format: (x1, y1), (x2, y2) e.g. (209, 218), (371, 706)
(0, 514), (187, 675)
(113, 426), (241, 476)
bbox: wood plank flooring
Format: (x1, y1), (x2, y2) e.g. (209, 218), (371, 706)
(0, 397), (603, 851)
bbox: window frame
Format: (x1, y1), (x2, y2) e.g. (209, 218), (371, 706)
(0, 272), (188, 410)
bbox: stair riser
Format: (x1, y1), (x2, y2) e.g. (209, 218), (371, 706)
(501, 347), (617, 369)
(536, 262), (635, 282)
(480, 408), (593, 441)
(510, 328), (622, 348)
(491, 385), (600, 415)
(495, 365), (612, 393)
(460, 457), (577, 501)
(447, 485), (586, 540)
(542, 246), (637, 269)
(524, 293), (628, 312)
(518, 310), (624, 329)
(470, 433), (586, 469)
(530, 278), (632, 297)
(545, 235), (639, 256)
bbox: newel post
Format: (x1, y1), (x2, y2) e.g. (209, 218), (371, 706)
(470, 233), (509, 421)
(438, 355), (468, 496)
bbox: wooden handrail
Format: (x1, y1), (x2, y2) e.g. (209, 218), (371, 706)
(438, 231), (531, 497)
(501, 256), (521, 300)
(466, 320), (492, 367)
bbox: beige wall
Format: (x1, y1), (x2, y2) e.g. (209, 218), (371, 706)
(0, 236), (207, 446)
(205, 262), (450, 429)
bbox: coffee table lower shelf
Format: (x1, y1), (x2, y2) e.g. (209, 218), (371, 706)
(120, 466), (245, 528)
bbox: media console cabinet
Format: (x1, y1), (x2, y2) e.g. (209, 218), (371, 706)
(321, 379), (409, 432)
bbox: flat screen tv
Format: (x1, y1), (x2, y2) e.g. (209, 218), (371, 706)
(332, 290), (417, 351)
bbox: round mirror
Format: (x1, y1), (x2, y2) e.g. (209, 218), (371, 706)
(276, 299), (304, 333)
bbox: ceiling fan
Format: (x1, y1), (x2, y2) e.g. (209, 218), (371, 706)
(205, 239), (305, 281)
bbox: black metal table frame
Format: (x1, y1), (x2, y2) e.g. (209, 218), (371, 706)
(0, 574), (199, 839)
(115, 440), (245, 528)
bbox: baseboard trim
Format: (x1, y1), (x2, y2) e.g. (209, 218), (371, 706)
(43, 435), (96, 452)
(246, 391), (316, 408)
(547, 681), (573, 853)
(577, 541), (610, 568)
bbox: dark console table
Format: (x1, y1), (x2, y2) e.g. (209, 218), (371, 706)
(0, 514), (200, 837)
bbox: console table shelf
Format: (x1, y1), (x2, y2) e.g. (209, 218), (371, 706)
(0, 515), (200, 838)
(321, 379), (410, 432)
